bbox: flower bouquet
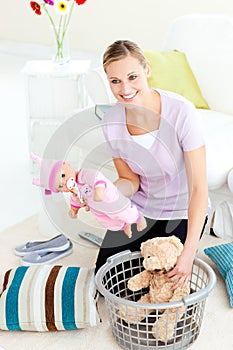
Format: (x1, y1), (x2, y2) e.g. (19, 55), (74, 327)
(30, 0), (87, 64)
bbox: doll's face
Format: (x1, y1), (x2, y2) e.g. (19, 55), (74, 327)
(55, 162), (76, 192)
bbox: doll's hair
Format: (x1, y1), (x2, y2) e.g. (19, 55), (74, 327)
(103, 40), (147, 72)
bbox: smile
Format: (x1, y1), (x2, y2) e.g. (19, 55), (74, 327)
(122, 92), (137, 101)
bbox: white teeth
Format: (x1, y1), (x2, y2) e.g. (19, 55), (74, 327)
(123, 93), (136, 99)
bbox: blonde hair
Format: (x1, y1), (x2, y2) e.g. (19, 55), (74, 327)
(103, 40), (147, 72)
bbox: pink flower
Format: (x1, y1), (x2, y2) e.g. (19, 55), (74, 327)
(44, 0), (54, 5)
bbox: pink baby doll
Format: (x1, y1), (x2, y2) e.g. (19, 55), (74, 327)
(31, 153), (147, 238)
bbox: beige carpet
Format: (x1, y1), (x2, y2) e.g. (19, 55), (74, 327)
(0, 213), (232, 350)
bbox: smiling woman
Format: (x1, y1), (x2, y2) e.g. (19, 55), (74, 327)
(95, 40), (209, 291)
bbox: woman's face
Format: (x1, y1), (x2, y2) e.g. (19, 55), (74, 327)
(105, 55), (150, 105)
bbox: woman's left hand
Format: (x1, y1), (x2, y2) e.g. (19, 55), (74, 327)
(166, 249), (194, 290)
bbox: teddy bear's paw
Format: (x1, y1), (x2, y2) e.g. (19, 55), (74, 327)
(118, 305), (147, 323)
(136, 215), (147, 232)
(152, 315), (176, 341)
(127, 277), (141, 291)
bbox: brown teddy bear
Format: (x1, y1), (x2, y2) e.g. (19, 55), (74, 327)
(123, 236), (190, 341)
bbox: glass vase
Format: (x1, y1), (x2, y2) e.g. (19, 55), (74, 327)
(51, 24), (70, 66)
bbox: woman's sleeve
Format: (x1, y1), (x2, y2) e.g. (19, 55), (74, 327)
(178, 102), (206, 151)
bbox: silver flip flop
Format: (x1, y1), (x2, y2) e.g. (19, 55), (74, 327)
(14, 234), (70, 256)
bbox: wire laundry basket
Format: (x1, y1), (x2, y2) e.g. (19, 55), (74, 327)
(95, 250), (216, 350)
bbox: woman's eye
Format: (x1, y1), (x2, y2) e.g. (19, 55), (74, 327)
(58, 184), (63, 188)
(61, 173), (65, 178)
(129, 75), (137, 80)
(111, 79), (120, 84)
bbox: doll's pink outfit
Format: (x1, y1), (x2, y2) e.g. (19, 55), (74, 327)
(70, 168), (141, 231)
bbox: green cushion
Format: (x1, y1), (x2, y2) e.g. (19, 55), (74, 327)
(204, 242), (233, 307)
(144, 50), (210, 109)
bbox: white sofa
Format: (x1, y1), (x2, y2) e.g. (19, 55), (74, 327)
(84, 14), (233, 239)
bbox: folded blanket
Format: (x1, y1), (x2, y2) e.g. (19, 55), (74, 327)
(0, 265), (100, 331)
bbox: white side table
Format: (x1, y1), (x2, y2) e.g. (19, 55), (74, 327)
(22, 59), (91, 160)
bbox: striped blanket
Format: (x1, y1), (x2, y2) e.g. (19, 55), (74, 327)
(0, 265), (100, 331)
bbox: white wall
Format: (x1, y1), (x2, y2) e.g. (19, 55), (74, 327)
(1, 0), (233, 53)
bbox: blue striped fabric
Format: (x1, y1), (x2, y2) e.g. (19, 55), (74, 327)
(204, 242), (233, 308)
(226, 269), (233, 307)
(204, 242), (233, 278)
(0, 265), (100, 331)
(6, 266), (29, 330)
(62, 267), (80, 330)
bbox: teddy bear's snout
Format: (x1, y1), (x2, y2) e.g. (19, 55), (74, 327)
(143, 256), (163, 271)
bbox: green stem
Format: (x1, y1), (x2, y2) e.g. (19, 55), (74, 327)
(42, 3), (57, 34)
(57, 16), (63, 58)
(64, 1), (75, 33)
(42, 1), (76, 62)
(58, 1), (75, 55)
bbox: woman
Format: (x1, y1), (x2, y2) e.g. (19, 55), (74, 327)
(96, 40), (209, 288)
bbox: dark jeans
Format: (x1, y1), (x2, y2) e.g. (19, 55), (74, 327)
(95, 216), (208, 273)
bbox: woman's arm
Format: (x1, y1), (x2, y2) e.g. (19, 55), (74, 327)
(113, 158), (140, 197)
(167, 145), (208, 287)
(183, 145), (208, 256)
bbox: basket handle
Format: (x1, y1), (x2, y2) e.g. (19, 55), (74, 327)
(106, 249), (139, 263)
(183, 289), (210, 304)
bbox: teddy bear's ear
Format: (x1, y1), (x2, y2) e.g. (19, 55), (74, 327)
(169, 236), (183, 255)
(141, 240), (154, 257)
(140, 241), (147, 255)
